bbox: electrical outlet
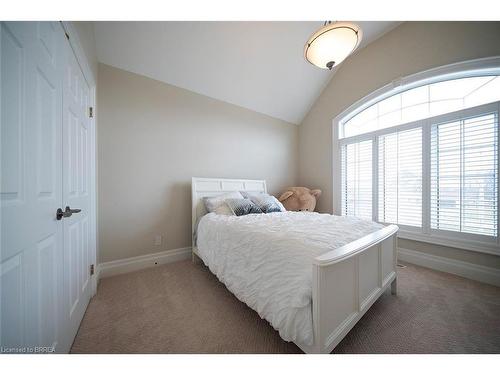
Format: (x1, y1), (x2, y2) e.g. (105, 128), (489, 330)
(154, 235), (162, 246)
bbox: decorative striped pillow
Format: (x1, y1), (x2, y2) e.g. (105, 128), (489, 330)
(241, 192), (286, 213)
(225, 198), (263, 216)
(258, 196), (284, 213)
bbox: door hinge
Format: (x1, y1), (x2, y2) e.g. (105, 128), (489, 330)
(89, 107), (94, 118)
(90, 264), (95, 276)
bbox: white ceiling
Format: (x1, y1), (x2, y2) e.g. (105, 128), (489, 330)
(94, 21), (399, 124)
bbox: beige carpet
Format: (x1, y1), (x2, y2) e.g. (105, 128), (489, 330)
(71, 260), (500, 354)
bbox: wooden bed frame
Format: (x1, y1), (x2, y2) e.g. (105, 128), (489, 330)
(191, 177), (398, 354)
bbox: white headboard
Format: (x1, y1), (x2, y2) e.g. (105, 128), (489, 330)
(191, 177), (267, 248)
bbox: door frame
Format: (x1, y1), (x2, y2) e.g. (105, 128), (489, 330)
(60, 21), (98, 296)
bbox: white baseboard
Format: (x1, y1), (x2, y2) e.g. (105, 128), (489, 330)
(97, 247), (192, 280)
(398, 247), (500, 287)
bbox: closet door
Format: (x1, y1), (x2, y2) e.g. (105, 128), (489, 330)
(60, 37), (92, 350)
(1, 21), (65, 352)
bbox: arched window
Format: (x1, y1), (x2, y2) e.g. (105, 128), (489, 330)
(341, 75), (500, 138)
(335, 58), (500, 254)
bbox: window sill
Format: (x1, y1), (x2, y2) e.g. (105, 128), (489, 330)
(397, 230), (500, 256)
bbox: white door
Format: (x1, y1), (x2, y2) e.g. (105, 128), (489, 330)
(61, 38), (92, 350)
(1, 21), (65, 353)
(1, 21), (95, 353)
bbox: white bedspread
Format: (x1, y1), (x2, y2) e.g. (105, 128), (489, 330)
(196, 211), (384, 346)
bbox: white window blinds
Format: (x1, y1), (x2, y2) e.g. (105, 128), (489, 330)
(378, 127), (422, 227)
(341, 140), (372, 219)
(431, 112), (498, 237)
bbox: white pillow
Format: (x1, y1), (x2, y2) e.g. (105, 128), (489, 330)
(203, 191), (244, 215)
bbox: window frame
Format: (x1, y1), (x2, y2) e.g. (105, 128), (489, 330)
(333, 57), (500, 255)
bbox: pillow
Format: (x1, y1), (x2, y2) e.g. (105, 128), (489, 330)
(241, 192), (286, 213)
(271, 196), (287, 212)
(225, 198), (263, 216)
(203, 191), (244, 215)
(258, 196), (286, 213)
(240, 191), (251, 199)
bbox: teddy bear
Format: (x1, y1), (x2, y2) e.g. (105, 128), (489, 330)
(278, 187), (322, 212)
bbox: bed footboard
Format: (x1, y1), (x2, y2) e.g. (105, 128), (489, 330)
(297, 225), (399, 354)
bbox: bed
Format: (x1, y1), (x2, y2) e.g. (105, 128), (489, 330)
(191, 177), (398, 354)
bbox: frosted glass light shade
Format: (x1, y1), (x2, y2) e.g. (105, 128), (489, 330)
(304, 22), (362, 70)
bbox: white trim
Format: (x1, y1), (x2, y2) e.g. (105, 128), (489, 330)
(398, 230), (499, 256)
(97, 247), (192, 280)
(398, 247), (500, 287)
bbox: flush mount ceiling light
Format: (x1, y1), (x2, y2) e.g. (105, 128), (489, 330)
(304, 21), (363, 70)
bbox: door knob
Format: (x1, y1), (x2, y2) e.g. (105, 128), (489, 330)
(56, 206), (82, 220)
(65, 206), (81, 215)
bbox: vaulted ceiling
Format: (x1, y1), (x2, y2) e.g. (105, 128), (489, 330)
(93, 21), (400, 124)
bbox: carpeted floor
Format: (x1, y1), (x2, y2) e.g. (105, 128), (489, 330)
(70, 260), (500, 354)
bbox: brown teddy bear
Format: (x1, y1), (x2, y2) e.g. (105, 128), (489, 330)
(278, 187), (322, 212)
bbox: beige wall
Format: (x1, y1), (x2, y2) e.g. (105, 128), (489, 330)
(98, 64), (298, 263)
(298, 22), (500, 267)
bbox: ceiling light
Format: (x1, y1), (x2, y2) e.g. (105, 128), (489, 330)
(304, 21), (363, 70)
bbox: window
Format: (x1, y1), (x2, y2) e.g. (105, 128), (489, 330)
(431, 113), (498, 237)
(341, 140), (372, 220)
(341, 75), (500, 139)
(378, 127), (422, 227)
(335, 63), (500, 253)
